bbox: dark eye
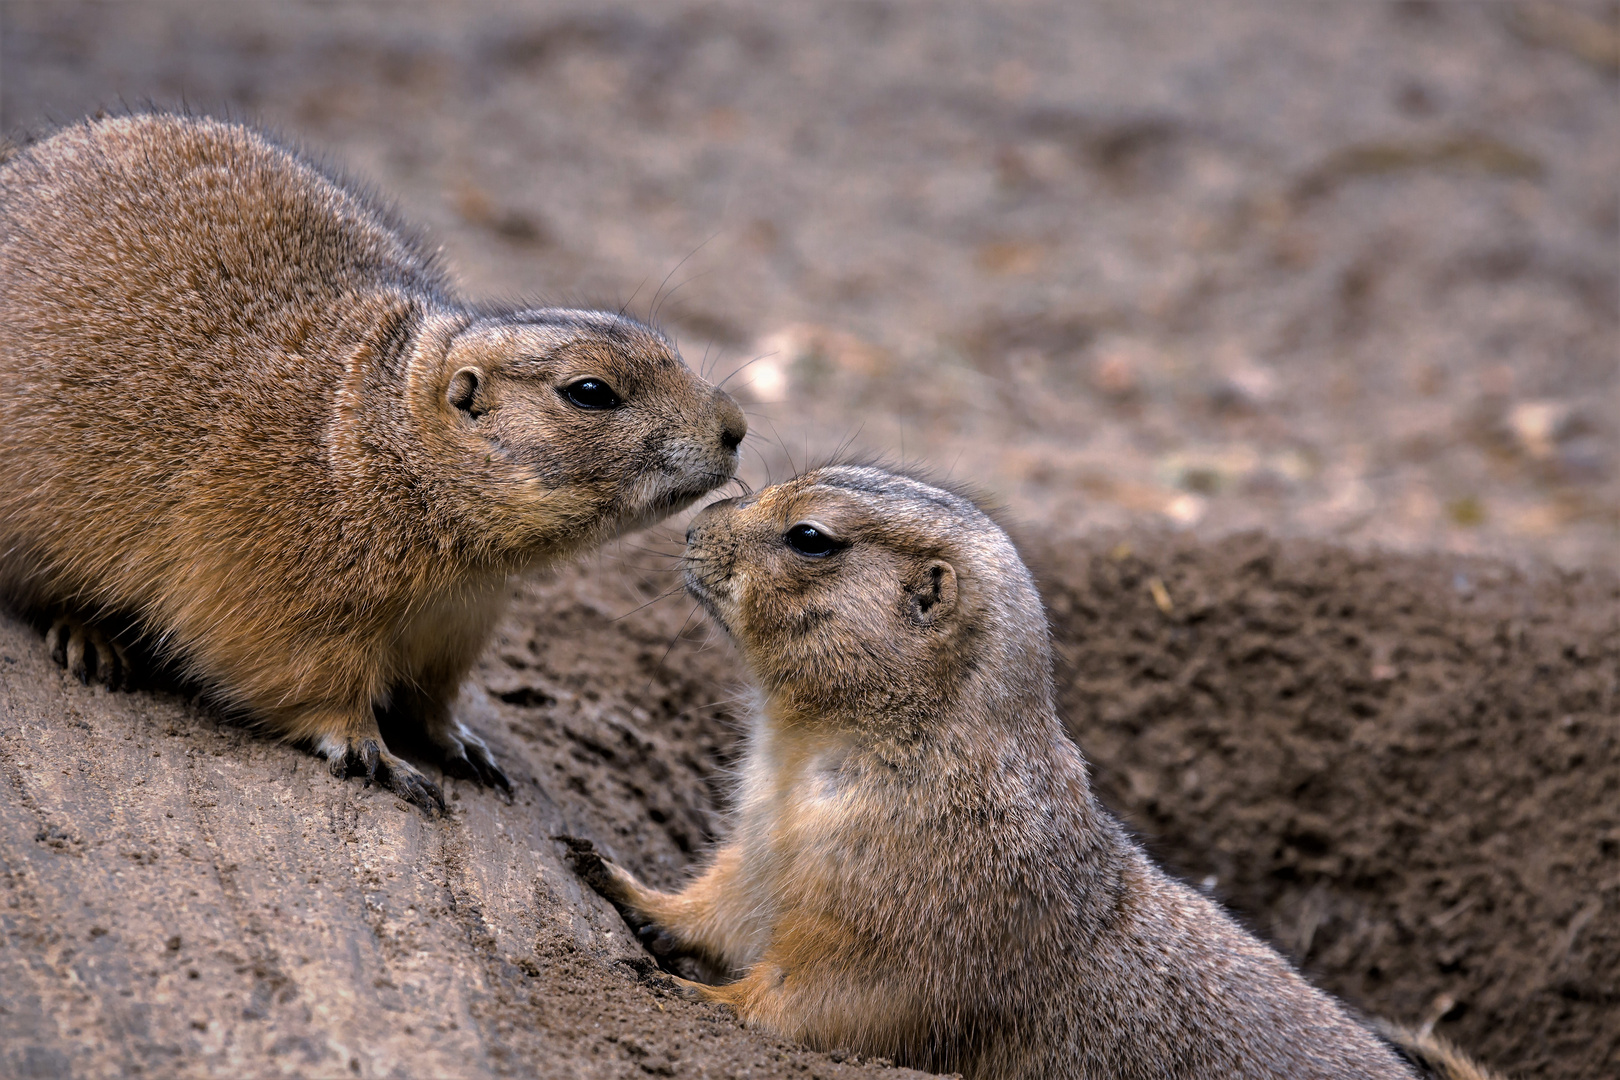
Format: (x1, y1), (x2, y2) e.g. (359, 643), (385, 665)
(562, 378), (622, 410)
(784, 523), (842, 558)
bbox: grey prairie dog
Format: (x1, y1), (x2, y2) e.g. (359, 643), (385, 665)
(0, 113), (745, 811)
(568, 465), (1498, 1079)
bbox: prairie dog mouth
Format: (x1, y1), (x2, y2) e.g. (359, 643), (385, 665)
(618, 473), (731, 534)
(652, 484), (709, 515)
(680, 547), (734, 633)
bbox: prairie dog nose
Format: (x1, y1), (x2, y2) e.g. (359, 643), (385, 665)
(714, 390), (746, 452)
(686, 497), (738, 543)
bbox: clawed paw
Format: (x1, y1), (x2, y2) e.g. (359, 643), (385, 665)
(325, 736), (446, 815)
(432, 722), (512, 794)
(46, 616), (132, 690)
(556, 836), (726, 987)
(556, 835), (619, 897)
(556, 835), (646, 917)
(667, 975), (712, 1002)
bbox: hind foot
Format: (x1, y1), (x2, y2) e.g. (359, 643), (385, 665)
(321, 734), (446, 815)
(46, 616), (132, 690)
(427, 719), (511, 793)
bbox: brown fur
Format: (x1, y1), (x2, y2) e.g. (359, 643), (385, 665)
(1377, 1022), (1511, 1080)
(0, 113), (745, 810)
(568, 464), (1465, 1078)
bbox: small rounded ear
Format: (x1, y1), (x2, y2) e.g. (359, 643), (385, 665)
(906, 559), (958, 626)
(447, 366), (484, 416)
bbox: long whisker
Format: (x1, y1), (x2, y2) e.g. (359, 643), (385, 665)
(619, 274), (650, 318)
(718, 350), (779, 392)
(613, 582), (689, 622)
(650, 233), (720, 325)
(614, 543), (684, 559)
(760, 416), (795, 477)
(652, 268), (717, 325)
(643, 601), (705, 698)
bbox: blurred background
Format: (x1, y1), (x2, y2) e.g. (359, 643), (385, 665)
(4, 0), (1616, 569)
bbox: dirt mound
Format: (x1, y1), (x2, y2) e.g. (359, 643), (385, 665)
(1027, 531), (1620, 1079)
(2, 530), (1615, 1078)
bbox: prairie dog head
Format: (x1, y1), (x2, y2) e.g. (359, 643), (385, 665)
(683, 465), (1052, 728)
(416, 308), (746, 553)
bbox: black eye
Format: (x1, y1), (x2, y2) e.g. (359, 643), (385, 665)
(784, 523), (843, 558)
(562, 378), (622, 410)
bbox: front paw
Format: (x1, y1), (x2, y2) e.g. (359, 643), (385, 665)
(668, 975), (721, 1003)
(46, 615), (132, 690)
(557, 835), (625, 900)
(430, 721), (512, 794)
(556, 836), (652, 923)
(323, 735), (446, 815)
(614, 959), (709, 1002)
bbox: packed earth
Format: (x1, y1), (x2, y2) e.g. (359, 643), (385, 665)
(2, 3), (1616, 1078)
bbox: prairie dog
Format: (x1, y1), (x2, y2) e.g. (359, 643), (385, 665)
(0, 114), (745, 811)
(568, 465), (1463, 1078)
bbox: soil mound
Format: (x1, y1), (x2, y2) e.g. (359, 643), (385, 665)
(1029, 531), (1619, 1080)
(1, 530), (1614, 1078)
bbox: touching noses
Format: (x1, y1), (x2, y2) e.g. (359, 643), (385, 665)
(714, 389), (746, 453)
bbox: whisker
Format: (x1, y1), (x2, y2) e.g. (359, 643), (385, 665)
(619, 274), (650, 319)
(643, 601), (705, 698)
(760, 416), (796, 477)
(614, 543), (684, 559)
(652, 268), (717, 325)
(717, 350), (779, 392)
(650, 233), (720, 325)
(612, 583), (689, 622)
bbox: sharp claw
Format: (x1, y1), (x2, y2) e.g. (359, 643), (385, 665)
(556, 836), (621, 899)
(43, 618), (134, 691)
(111, 640), (131, 691)
(434, 733), (511, 794)
(387, 759), (445, 814)
(325, 737), (444, 816)
(469, 747), (513, 792)
(66, 631), (89, 684)
(359, 739), (381, 784)
(417, 780), (446, 813)
(47, 620), (69, 667)
(93, 636), (120, 690)
(474, 760), (503, 789)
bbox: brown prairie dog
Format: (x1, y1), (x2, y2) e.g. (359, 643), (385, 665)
(0, 113), (745, 811)
(568, 465), (1499, 1079)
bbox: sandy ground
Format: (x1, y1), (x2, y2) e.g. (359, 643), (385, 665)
(1, 2), (1617, 1079)
(3, 539), (1616, 1078)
